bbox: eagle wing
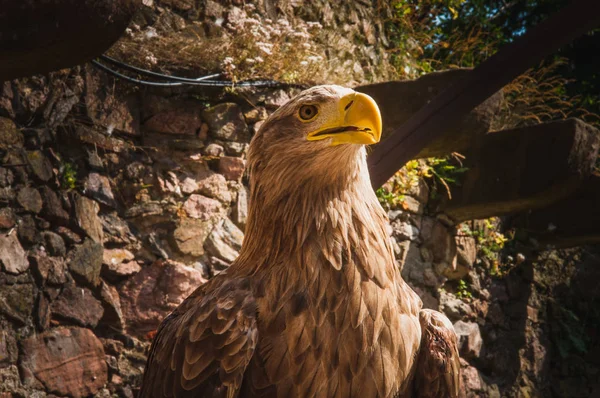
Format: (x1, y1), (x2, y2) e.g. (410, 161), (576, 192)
(413, 309), (461, 398)
(139, 276), (259, 398)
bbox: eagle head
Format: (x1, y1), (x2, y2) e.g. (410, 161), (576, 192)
(247, 85), (382, 190)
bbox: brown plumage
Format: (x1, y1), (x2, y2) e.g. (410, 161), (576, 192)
(414, 310), (461, 397)
(140, 85), (460, 398)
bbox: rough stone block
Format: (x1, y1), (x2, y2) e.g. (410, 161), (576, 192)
(73, 194), (104, 243)
(0, 233), (28, 274)
(0, 283), (34, 325)
(0, 208), (16, 229)
(19, 327), (107, 398)
(218, 156), (245, 181)
(118, 260), (206, 336)
(85, 68), (140, 136)
(60, 125), (131, 153)
(0, 117), (23, 147)
(143, 98), (203, 136)
(99, 281), (125, 330)
(183, 194), (223, 220)
(51, 285), (104, 328)
(173, 217), (218, 257)
(232, 185), (249, 229)
(0, 326), (17, 366)
(195, 171), (232, 202)
(202, 103), (249, 142)
(30, 252), (68, 285)
(205, 218), (244, 264)
(85, 172), (117, 208)
(26, 150), (53, 182)
(39, 185), (70, 225)
(453, 320), (483, 359)
(17, 187), (42, 213)
(68, 238), (103, 287)
(41, 231), (66, 256)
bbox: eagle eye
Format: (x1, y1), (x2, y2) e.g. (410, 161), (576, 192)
(298, 104), (318, 121)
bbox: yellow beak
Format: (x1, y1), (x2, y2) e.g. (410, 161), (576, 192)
(306, 92), (382, 146)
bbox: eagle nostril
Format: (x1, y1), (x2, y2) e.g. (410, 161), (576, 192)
(344, 100), (354, 111)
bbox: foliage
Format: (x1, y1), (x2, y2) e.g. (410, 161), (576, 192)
(377, 155), (468, 208)
(493, 58), (600, 130)
(455, 279), (473, 300)
(441, 0), (600, 119)
(384, 0), (600, 128)
(376, 187), (403, 209)
(376, 159), (424, 209)
(217, 8), (329, 84)
(478, 218), (509, 255)
(423, 155), (468, 200)
(460, 218), (512, 277)
(107, 4), (363, 86)
(385, 0), (501, 79)
(60, 161), (77, 190)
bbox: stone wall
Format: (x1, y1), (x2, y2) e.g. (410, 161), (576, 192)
(1, 2), (599, 398)
(0, 63), (271, 396)
(2, 63), (598, 398)
(380, 169), (600, 397)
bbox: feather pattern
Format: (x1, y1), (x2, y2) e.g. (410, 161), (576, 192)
(413, 309), (461, 398)
(139, 277), (259, 398)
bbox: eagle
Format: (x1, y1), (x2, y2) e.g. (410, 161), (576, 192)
(140, 85), (460, 398)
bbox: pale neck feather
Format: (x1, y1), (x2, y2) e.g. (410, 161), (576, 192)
(236, 150), (396, 288)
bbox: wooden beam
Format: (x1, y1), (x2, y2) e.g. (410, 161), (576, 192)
(356, 69), (502, 159)
(367, 0), (600, 189)
(0, 0), (140, 81)
(508, 175), (600, 249)
(436, 119), (600, 223)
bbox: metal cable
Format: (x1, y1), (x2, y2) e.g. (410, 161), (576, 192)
(99, 55), (222, 83)
(91, 60), (187, 87)
(92, 57), (306, 89)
